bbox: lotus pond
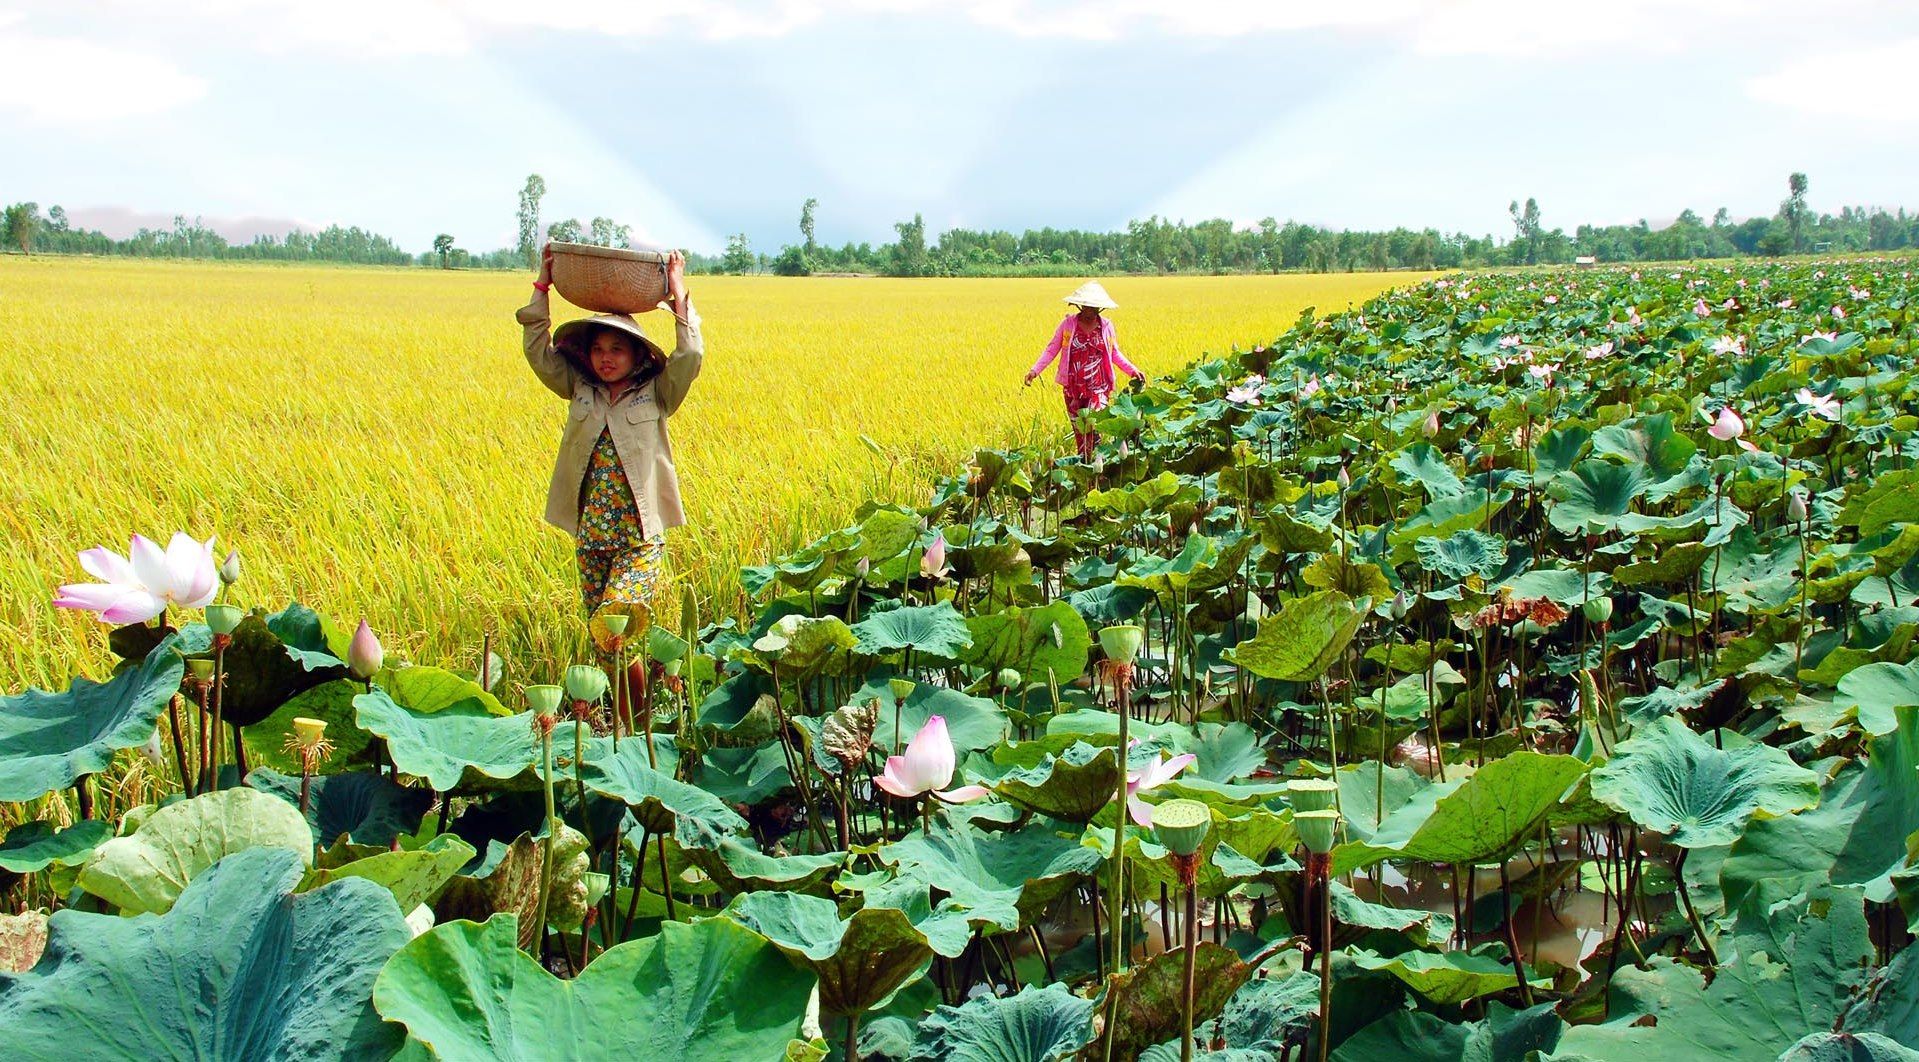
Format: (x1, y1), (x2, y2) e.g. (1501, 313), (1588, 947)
(4, 258), (1919, 1060)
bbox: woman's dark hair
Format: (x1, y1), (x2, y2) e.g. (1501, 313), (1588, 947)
(563, 324), (663, 384)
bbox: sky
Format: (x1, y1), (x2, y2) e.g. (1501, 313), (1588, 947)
(2, 1), (1916, 256)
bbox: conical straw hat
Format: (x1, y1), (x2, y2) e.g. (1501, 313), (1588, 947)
(1063, 281), (1117, 310)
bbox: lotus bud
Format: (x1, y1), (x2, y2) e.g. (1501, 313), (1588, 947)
(524, 683), (564, 718)
(564, 664), (609, 704)
(1099, 625), (1145, 665)
(1151, 798), (1213, 858)
(920, 531), (948, 580)
(1422, 410), (1441, 438)
(1787, 490), (1808, 523)
(1337, 466), (1351, 491)
(601, 613), (630, 637)
(1287, 777), (1340, 814)
(1583, 597), (1614, 624)
(855, 556), (871, 580)
(205, 602), (244, 636)
(996, 667), (1022, 692)
(1386, 397), (1398, 415)
(1295, 809), (1341, 854)
(347, 620), (384, 680)
(186, 657), (215, 685)
(218, 549), (241, 586)
(1389, 591), (1409, 620)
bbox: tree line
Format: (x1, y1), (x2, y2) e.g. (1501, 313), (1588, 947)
(6, 172), (1915, 274)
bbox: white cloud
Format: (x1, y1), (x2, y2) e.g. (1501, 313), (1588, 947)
(0, 12), (207, 123)
(1745, 38), (1919, 126)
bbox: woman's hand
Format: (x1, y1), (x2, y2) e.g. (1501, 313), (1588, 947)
(1022, 369), (1037, 387)
(666, 250), (688, 308)
(538, 242), (554, 285)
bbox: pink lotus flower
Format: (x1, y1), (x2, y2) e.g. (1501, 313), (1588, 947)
(1796, 387), (1841, 422)
(348, 619), (384, 680)
(1799, 331), (1839, 345)
(1831, 304), (1846, 320)
(1543, 295), (1558, 305)
(54, 532), (218, 625)
(1708, 407), (1759, 452)
(1776, 298), (1794, 309)
(1627, 308), (1643, 328)
(1126, 749), (1197, 827)
(1527, 362), (1559, 385)
(1850, 286), (1871, 300)
(1710, 336), (1744, 357)
(1299, 375), (1321, 399)
(876, 715), (988, 803)
(1583, 340), (1615, 361)
(921, 531), (950, 580)
(1225, 375), (1264, 405)
(1498, 334), (1522, 349)
(1692, 298), (1711, 317)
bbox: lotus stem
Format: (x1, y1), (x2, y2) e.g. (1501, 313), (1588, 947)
(1498, 859), (1535, 1006)
(1673, 849), (1718, 965)
(1313, 850), (1333, 1062)
(74, 776), (93, 820)
(1180, 863), (1200, 1062)
(1111, 676), (1131, 977)
(165, 694), (192, 798)
(209, 645), (227, 790)
(657, 833), (677, 921)
(532, 718), (557, 958)
(846, 1010), (863, 1062)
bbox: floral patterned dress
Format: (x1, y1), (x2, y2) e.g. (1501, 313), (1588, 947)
(1062, 324), (1112, 460)
(576, 428), (666, 650)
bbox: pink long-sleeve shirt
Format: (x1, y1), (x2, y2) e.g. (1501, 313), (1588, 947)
(1029, 314), (1141, 394)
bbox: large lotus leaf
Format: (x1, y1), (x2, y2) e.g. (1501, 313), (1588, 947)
(1846, 945), (1919, 1044)
(1085, 470), (1183, 517)
(1229, 590), (1363, 682)
(1350, 945), (1548, 1005)
(299, 834), (475, 912)
(78, 787), (313, 914)
(1591, 413), (1696, 481)
(753, 614), (859, 678)
(1840, 467), (1919, 537)
(264, 600), (352, 670)
(697, 672), (779, 734)
(991, 741), (1122, 822)
(581, 741), (748, 838)
(1100, 942), (1253, 1061)
(851, 601), (973, 658)
(1336, 1002), (1561, 1062)
(1335, 762), (1434, 843)
(1721, 706), (1919, 907)
(215, 609), (347, 727)
(1548, 885), (1873, 1060)
(1835, 660), (1919, 736)
(696, 742), (792, 805)
(861, 680), (1010, 756)
(247, 766), (435, 847)
(434, 824), (592, 948)
(857, 508), (922, 562)
(725, 891), (938, 1016)
(375, 914), (815, 1060)
(1198, 972), (1322, 1058)
(1780, 1033), (1919, 1061)
(0, 912), (48, 974)
(0, 820), (109, 874)
(1065, 581), (1156, 626)
(1116, 533), (1218, 596)
(357, 691), (586, 792)
(384, 664), (510, 716)
(1589, 716), (1821, 848)
(1335, 752), (1589, 874)
(909, 982), (1098, 1062)
(1301, 552), (1395, 602)
(1259, 510), (1337, 554)
(1547, 460), (1651, 535)
(960, 600), (1092, 685)
(1330, 882), (1454, 948)
(0, 847), (407, 1060)
(0, 641), (180, 802)
(1391, 443), (1466, 499)
(247, 680), (367, 773)
(1188, 722), (1266, 782)
(1415, 529), (1509, 582)
(858, 818), (1103, 933)
(679, 833), (843, 896)
(1389, 489), (1508, 549)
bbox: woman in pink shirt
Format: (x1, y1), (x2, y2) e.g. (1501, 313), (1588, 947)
(1022, 281), (1143, 461)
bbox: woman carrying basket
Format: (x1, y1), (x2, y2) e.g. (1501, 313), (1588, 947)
(1023, 281), (1141, 461)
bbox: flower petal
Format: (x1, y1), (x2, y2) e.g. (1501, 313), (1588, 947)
(899, 715), (955, 791)
(875, 758), (922, 798)
(128, 534), (171, 595)
(933, 785), (990, 804)
(77, 547), (136, 585)
(54, 583), (131, 612)
(1128, 795), (1154, 828)
(100, 591), (168, 625)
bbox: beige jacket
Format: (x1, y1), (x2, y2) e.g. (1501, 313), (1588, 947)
(517, 289), (703, 538)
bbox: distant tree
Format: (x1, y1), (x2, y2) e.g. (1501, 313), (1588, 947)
(588, 217), (630, 248)
(47, 205), (68, 232)
(1712, 207), (1731, 228)
(772, 245), (810, 276)
(889, 213), (928, 276)
(1508, 197), (1543, 265)
(722, 233), (754, 274)
(516, 174), (545, 269)
(800, 198), (818, 254)
(1782, 172), (1810, 253)
(433, 234), (455, 268)
(547, 218), (584, 243)
(4, 202), (40, 254)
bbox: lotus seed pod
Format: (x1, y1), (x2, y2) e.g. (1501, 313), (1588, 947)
(662, 657), (683, 677)
(218, 549), (242, 586)
(186, 657), (215, 684)
(1787, 490), (1808, 523)
(601, 613), (630, 637)
(1296, 809), (1341, 854)
(1099, 625), (1145, 665)
(1151, 799), (1213, 857)
(1583, 597), (1614, 624)
(524, 684), (565, 718)
(205, 602), (244, 636)
(564, 664), (609, 703)
(347, 620), (384, 680)
(889, 678), (917, 704)
(291, 717), (328, 747)
(996, 667), (1022, 692)
(1287, 777), (1340, 814)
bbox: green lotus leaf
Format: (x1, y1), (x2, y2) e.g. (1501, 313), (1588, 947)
(1086, 470), (1183, 517)
(1835, 660), (1919, 736)
(383, 665), (510, 716)
(1532, 426), (1592, 478)
(1351, 945), (1547, 1005)
(754, 614), (860, 678)
(857, 508), (923, 562)
(0, 641), (180, 803)
(1065, 582), (1156, 625)
(433, 824), (592, 948)
(1591, 412), (1697, 481)
(1188, 722), (1266, 782)
(851, 601), (974, 658)
(214, 608), (347, 728)
(1258, 510), (1337, 554)
(581, 741), (748, 838)
(1335, 1002), (1561, 1062)
(1779, 1032), (1919, 1061)
(1613, 541), (1714, 586)
(1117, 534), (1218, 596)
(1229, 590), (1363, 683)
(247, 679), (367, 773)
(1722, 706), (1919, 907)
(679, 833), (844, 896)
(1844, 946), (1919, 1045)
(1301, 552), (1394, 601)
(1100, 942), (1253, 1061)
(1390, 443), (1466, 499)
(373, 914), (815, 1060)
(726, 891), (941, 1016)
(961, 600), (1092, 686)
(300, 834), (476, 912)
(1840, 468), (1919, 537)
(864, 678), (1011, 756)
(1199, 972), (1322, 1058)
(1550, 885), (1872, 1060)
(77, 787), (313, 914)
(1335, 752), (1589, 873)
(1330, 882), (1454, 948)
(1389, 490), (1508, 549)
(857, 818), (1102, 933)
(0, 847), (407, 1060)
(909, 982), (1099, 1062)
(0, 820), (109, 874)
(264, 600), (352, 671)
(357, 690), (588, 792)
(247, 766), (435, 847)
(991, 741), (1122, 822)
(696, 741), (793, 805)
(698, 672), (779, 734)
(1590, 716), (1820, 848)
(1547, 460), (1652, 535)
(1414, 529), (1508, 582)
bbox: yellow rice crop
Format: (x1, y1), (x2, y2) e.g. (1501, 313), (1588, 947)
(0, 256), (1431, 688)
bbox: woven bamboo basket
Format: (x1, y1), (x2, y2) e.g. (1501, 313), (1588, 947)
(549, 242), (669, 314)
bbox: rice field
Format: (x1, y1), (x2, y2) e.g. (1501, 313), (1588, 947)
(0, 256), (1431, 688)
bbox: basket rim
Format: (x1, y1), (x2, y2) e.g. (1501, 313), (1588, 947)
(549, 241), (666, 263)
